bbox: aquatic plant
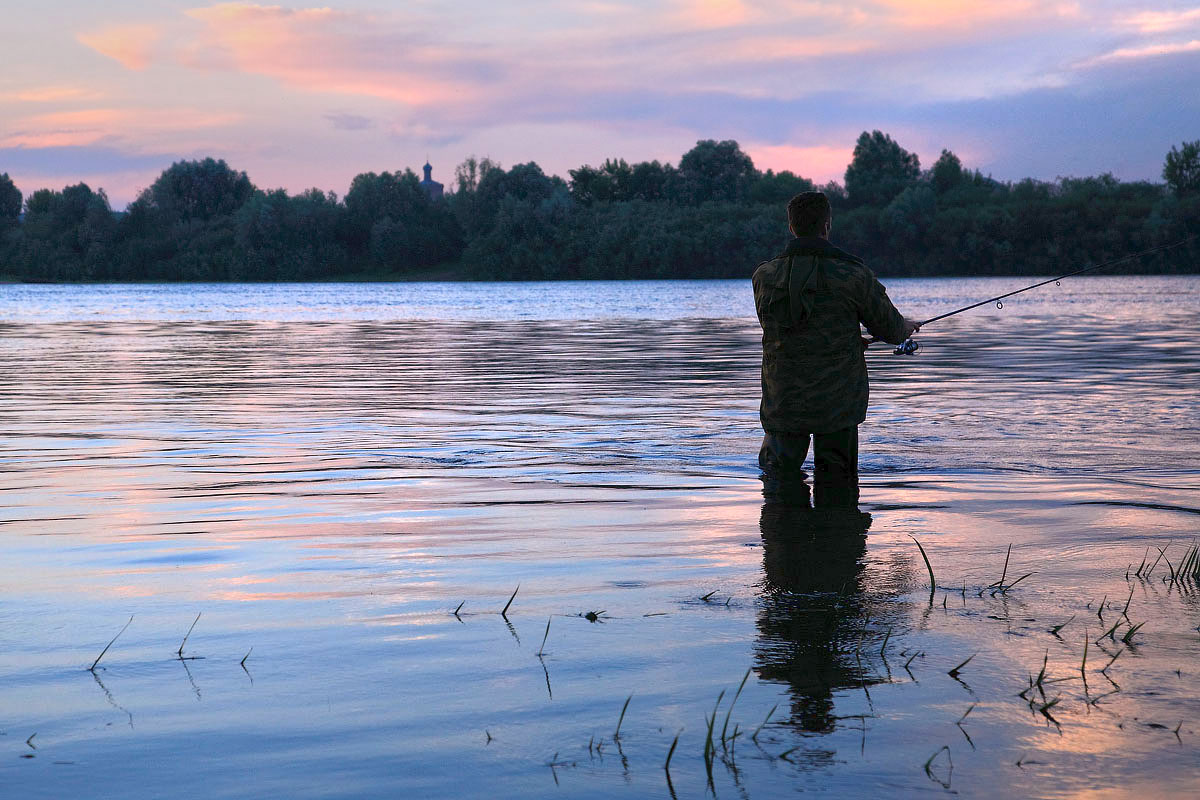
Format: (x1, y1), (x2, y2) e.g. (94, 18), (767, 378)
(909, 535), (936, 596)
(614, 695), (632, 739)
(88, 616), (133, 673)
(177, 612), (202, 659)
(947, 653), (975, 678)
(501, 585), (520, 617)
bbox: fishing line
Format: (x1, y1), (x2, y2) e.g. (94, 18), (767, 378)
(917, 236), (1197, 327)
(878, 235), (1197, 355)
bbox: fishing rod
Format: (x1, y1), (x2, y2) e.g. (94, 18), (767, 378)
(875, 235), (1197, 355)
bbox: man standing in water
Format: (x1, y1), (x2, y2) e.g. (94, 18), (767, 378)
(752, 191), (919, 506)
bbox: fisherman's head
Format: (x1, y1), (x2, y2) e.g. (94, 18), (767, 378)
(788, 191), (832, 239)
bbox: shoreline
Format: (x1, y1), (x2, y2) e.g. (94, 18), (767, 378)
(4, 268), (1200, 285)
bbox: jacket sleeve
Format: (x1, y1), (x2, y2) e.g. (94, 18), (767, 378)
(859, 270), (908, 344)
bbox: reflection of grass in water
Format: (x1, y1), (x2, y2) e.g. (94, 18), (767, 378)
(751, 704), (777, 742)
(44, 541), (1200, 795)
(923, 745), (952, 789)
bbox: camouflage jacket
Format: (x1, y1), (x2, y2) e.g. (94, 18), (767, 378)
(752, 236), (908, 434)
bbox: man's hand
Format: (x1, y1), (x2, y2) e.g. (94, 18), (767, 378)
(902, 317), (921, 339)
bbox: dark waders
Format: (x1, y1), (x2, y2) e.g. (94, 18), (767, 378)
(759, 428), (859, 508)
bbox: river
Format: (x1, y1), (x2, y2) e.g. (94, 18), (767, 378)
(2, 276), (1198, 798)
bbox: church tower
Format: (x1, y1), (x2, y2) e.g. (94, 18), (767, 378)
(420, 161), (444, 200)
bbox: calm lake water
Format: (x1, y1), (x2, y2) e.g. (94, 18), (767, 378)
(2, 277), (1199, 799)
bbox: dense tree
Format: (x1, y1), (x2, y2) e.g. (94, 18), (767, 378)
(929, 149), (964, 195)
(343, 170), (461, 271)
(749, 169), (815, 205)
(628, 160), (678, 201)
(566, 158), (683, 204)
(678, 140), (757, 204)
(844, 131), (920, 207)
(1163, 140), (1200, 196)
(0, 173), (20, 226)
(141, 158), (254, 223)
(1, 136), (1195, 282)
(569, 158), (633, 204)
(11, 183), (116, 280)
(234, 188), (348, 279)
(466, 162), (562, 240)
(453, 155), (501, 195)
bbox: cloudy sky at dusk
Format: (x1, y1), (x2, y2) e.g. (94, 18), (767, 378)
(2, 1), (1197, 207)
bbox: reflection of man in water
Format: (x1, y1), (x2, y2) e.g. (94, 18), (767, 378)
(755, 497), (875, 735)
(752, 192), (919, 505)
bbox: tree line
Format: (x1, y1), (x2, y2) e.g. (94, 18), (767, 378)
(1, 134), (1197, 282)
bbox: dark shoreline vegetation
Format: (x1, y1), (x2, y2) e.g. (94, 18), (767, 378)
(1, 133), (1197, 283)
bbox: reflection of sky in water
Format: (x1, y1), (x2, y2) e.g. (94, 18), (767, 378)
(1, 279), (1198, 797)
(1, 275), (1198, 321)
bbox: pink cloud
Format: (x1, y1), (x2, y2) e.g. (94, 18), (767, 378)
(717, 35), (872, 62)
(873, 0), (1043, 29)
(1120, 8), (1200, 34)
(77, 23), (162, 70)
(6, 86), (105, 103)
(668, 0), (754, 29)
(1, 108), (243, 149)
(181, 3), (484, 105)
(1081, 38), (1200, 66)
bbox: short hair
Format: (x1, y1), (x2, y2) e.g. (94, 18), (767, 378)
(787, 191), (831, 236)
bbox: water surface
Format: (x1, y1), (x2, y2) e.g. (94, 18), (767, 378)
(2, 278), (1198, 798)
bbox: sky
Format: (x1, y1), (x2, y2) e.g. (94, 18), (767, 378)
(1, 1), (1198, 208)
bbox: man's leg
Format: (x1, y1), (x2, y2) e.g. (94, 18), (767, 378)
(811, 426), (859, 508)
(759, 431), (811, 474)
(759, 431), (812, 506)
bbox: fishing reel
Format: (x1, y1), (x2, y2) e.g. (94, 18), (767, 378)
(893, 338), (919, 356)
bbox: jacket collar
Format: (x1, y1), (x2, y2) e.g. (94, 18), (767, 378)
(780, 236), (864, 265)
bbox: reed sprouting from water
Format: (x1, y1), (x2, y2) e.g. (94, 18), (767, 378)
(948, 654), (975, 679)
(177, 612), (201, 659)
(721, 668), (751, 746)
(664, 731), (680, 771)
(614, 695), (632, 739)
(1172, 542), (1200, 585)
(88, 616), (133, 672)
(501, 585), (520, 617)
(703, 690), (725, 776)
(909, 536), (936, 599)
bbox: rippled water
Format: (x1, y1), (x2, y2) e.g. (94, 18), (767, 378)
(2, 277), (1198, 799)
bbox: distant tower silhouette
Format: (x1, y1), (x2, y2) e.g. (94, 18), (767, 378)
(420, 160), (444, 200)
